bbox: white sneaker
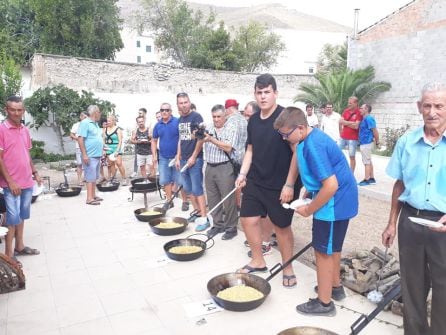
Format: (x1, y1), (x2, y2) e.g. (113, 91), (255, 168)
(130, 172), (137, 178)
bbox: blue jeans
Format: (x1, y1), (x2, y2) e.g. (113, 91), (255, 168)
(180, 158), (204, 196)
(158, 156), (181, 186)
(338, 139), (359, 157)
(3, 187), (33, 225)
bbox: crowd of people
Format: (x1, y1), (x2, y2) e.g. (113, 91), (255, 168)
(1, 78), (445, 333)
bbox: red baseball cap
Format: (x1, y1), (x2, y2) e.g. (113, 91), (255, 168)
(225, 99), (239, 109)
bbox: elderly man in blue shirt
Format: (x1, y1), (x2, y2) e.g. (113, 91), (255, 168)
(382, 83), (446, 335)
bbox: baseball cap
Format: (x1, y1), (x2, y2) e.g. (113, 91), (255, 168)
(225, 99), (239, 109)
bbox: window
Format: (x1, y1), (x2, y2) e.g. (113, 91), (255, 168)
(309, 67), (314, 74)
(146, 45), (152, 53)
(136, 40), (141, 48)
(137, 56), (141, 63)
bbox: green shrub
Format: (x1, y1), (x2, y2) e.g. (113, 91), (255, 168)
(382, 124), (410, 156)
(31, 140), (75, 163)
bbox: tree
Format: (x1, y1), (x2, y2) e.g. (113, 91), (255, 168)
(232, 21), (285, 72)
(0, 54), (23, 110)
(0, 0), (37, 65)
(139, 0), (284, 72)
(0, 0), (123, 65)
(295, 66), (391, 114)
(25, 85), (115, 154)
(317, 42), (347, 74)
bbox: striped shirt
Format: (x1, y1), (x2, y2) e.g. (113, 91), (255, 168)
(226, 112), (247, 164)
(204, 122), (238, 164)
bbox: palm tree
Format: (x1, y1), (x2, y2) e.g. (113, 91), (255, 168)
(295, 66), (391, 114)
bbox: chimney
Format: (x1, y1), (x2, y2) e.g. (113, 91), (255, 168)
(353, 8), (360, 39)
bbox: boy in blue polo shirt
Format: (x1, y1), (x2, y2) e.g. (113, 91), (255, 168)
(274, 106), (358, 316)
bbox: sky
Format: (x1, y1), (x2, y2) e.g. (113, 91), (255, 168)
(188, 0), (412, 30)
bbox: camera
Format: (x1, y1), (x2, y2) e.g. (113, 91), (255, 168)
(192, 122), (212, 140)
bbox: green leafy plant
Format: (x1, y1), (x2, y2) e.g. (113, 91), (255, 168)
(0, 54), (22, 109)
(382, 124), (410, 156)
(295, 66), (391, 114)
(25, 84), (115, 154)
(30, 140), (74, 162)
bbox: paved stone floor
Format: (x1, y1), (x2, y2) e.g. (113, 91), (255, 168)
(0, 153), (403, 335)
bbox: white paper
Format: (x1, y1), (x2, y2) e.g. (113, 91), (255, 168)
(183, 299), (223, 318)
(409, 216), (443, 228)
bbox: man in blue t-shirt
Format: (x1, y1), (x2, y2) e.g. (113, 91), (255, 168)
(358, 104), (380, 186)
(78, 105), (104, 206)
(174, 93), (207, 229)
(274, 106), (358, 316)
(152, 102), (187, 209)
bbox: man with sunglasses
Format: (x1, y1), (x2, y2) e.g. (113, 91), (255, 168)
(152, 103), (185, 206)
(235, 74), (301, 289)
(175, 93), (207, 229)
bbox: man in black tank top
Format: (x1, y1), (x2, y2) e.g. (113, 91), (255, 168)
(235, 74), (301, 288)
(131, 116), (153, 177)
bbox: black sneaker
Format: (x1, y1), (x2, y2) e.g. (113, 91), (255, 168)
(181, 201), (189, 211)
(247, 243), (272, 257)
(296, 298), (336, 316)
(221, 230), (237, 240)
(314, 285), (346, 301)
(368, 178), (377, 184)
(207, 226), (224, 238)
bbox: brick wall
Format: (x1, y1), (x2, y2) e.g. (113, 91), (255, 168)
(349, 0), (446, 136)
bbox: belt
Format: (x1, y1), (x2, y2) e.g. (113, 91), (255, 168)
(207, 161), (230, 167)
(403, 202), (444, 217)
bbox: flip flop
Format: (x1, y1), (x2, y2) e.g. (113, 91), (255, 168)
(283, 274), (297, 288)
(236, 264), (268, 274)
(94, 196), (104, 201)
(86, 200), (101, 205)
(14, 246), (40, 256)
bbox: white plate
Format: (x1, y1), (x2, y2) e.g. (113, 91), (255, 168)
(32, 182), (44, 196)
(408, 216), (444, 228)
(283, 198), (311, 210)
(0, 226), (8, 237)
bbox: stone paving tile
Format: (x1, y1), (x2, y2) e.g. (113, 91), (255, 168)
(59, 317), (114, 335)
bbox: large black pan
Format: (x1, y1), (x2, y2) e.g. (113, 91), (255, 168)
(131, 176), (159, 191)
(164, 233), (214, 261)
(278, 327), (339, 335)
(134, 207), (165, 222)
(97, 181), (120, 192)
(207, 243), (312, 312)
(55, 185), (82, 197)
(149, 217), (188, 236)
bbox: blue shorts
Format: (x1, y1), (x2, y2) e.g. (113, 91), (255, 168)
(3, 187), (33, 226)
(83, 157), (101, 182)
(159, 156), (181, 186)
(180, 158), (204, 196)
(312, 219), (349, 255)
(338, 139), (358, 157)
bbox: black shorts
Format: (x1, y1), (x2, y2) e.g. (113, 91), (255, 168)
(240, 181), (299, 228)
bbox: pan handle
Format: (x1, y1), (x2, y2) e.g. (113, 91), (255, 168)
(185, 233), (215, 250)
(265, 242), (312, 281)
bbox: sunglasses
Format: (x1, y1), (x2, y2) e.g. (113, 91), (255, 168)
(277, 126), (298, 139)
(160, 109), (171, 112)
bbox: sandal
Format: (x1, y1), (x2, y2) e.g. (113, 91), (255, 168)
(86, 200), (101, 205)
(14, 246), (40, 256)
(236, 264), (268, 274)
(94, 196), (103, 201)
(283, 274), (297, 288)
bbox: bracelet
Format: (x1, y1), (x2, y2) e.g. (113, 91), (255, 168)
(284, 183), (294, 189)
